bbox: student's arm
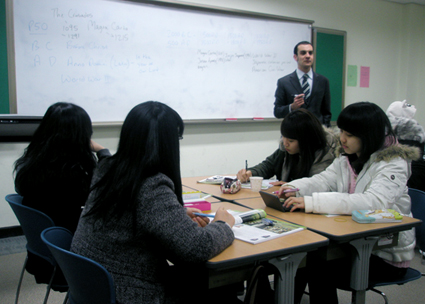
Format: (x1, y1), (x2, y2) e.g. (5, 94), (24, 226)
(284, 156), (340, 196)
(288, 158), (409, 215)
(186, 208), (210, 227)
(139, 177), (234, 264)
(90, 140), (105, 152)
(91, 140), (111, 161)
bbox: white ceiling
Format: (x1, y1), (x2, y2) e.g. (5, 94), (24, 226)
(384, 0), (425, 5)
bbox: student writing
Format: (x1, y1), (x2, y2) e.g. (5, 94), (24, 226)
(237, 108), (337, 185)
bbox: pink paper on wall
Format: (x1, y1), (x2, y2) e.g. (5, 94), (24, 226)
(360, 66), (370, 88)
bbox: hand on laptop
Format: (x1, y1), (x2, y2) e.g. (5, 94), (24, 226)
(283, 197), (305, 212)
(277, 186), (297, 198)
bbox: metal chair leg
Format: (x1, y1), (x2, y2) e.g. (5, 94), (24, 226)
(42, 265), (57, 304)
(62, 291), (69, 304)
(14, 254), (28, 304)
(369, 287), (389, 304)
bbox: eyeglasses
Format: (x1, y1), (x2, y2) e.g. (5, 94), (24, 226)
(299, 51), (313, 55)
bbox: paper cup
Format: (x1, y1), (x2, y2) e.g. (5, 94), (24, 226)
(250, 176), (263, 192)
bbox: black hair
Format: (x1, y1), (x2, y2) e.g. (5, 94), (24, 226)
(85, 101), (184, 223)
(281, 108), (327, 179)
(14, 102), (96, 197)
(337, 101), (396, 174)
(293, 41), (313, 55)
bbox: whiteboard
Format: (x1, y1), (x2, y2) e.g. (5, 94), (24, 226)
(11, 0), (312, 122)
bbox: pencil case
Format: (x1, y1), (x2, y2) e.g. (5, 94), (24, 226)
(352, 209), (402, 223)
(220, 177), (241, 194)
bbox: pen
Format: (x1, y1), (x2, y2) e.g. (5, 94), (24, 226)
(273, 188), (300, 194)
(193, 212), (215, 218)
(245, 160), (248, 170)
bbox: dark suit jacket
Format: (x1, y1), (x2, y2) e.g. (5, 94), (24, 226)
(273, 70), (331, 127)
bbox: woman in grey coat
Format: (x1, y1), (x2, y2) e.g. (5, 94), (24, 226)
(71, 101), (235, 304)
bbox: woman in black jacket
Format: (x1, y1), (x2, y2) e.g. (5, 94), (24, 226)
(14, 102), (110, 288)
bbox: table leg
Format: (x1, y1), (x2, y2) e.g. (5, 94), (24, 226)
(348, 237), (379, 304)
(268, 252), (306, 304)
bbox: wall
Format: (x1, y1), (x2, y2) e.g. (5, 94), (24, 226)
(1, 0), (424, 228)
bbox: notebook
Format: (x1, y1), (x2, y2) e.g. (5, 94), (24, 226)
(259, 191), (293, 212)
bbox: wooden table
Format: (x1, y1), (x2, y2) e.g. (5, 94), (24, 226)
(182, 175), (277, 201)
(205, 202), (329, 304)
(232, 197), (422, 304)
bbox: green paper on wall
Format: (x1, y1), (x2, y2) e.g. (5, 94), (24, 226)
(347, 65), (357, 87)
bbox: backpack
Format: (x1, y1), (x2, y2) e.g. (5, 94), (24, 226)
(408, 160), (425, 192)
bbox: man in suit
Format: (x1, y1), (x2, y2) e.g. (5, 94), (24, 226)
(273, 41), (331, 127)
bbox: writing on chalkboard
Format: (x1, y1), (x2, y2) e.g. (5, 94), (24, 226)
(12, 0), (311, 121)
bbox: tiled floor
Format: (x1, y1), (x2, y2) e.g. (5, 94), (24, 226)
(1, 235), (425, 304)
(0, 235), (26, 256)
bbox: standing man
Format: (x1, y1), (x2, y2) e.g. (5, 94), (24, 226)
(273, 41), (331, 127)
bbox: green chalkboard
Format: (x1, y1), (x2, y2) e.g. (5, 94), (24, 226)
(313, 28), (346, 123)
(0, 1), (9, 114)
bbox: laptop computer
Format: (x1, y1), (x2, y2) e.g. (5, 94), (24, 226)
(259, 191), (294, 212)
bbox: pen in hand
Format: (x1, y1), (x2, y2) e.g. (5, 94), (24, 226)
(193, 212), (215, 218)
(273, 188), (300, 194)
(245, 160), (248, 171)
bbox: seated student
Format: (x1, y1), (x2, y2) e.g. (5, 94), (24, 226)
(71, 101), (235, 304)
(13, 102), (110, 288)
(386, 100), (425, 192)
(278, 102), (419, 304)
(237, 108), (337, 185)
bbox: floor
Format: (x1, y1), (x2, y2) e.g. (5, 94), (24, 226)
(1, 235), (425, 304)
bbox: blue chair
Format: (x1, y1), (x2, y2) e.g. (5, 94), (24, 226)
(409, 187), (425, 265)
(5, 193), (68, 304)
(41, 227), (116, 304)
(363, 188), (425, 303)
(6, 194), (67, 304)
(332, 189), (424, 304)
(366, 268), (422, 303)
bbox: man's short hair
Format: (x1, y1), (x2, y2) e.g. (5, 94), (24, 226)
(294, 41), (313, 55)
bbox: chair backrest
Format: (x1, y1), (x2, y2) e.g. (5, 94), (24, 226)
(41, 227), (116, 304)
(408, 188), (425, 251)
(6, 193), (55, 263)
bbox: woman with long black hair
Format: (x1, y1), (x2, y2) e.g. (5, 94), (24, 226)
(71, 101), (235, 304)
(14, 101), (110, 287)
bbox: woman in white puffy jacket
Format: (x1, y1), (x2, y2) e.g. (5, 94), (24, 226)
(279, 102), (420, 304)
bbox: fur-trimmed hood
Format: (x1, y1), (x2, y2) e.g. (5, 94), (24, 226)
(374, 144), (421, 162)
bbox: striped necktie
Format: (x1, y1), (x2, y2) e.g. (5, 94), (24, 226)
(302, 74), (311, 99)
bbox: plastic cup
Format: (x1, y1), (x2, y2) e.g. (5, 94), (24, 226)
(250, 176), (263, 192)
